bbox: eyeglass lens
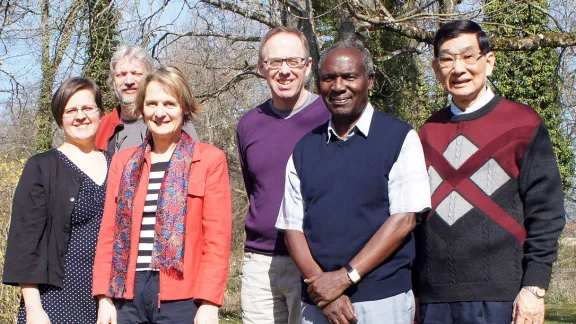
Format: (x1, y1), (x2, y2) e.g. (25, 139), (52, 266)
(438, 51), (481, 67)
(266, 57), (305, 68)
(64, 106), (98, 116)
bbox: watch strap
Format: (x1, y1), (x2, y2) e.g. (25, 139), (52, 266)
(344, 264), (353, 273)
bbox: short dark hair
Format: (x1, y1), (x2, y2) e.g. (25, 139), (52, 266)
(51, 77), (103, 127)
(318, 40), (374, 77)
(135, 66), (200, 122)
(433, 20), (491, 57)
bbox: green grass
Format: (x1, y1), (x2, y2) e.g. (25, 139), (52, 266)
(218, 303), (576, 324)
(545, 303), (576, 324)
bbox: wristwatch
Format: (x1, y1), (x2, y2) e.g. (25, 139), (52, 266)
(523, 286), (546, 298)
(344, 264), (361, 284)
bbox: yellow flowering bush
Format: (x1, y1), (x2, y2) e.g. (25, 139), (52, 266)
(0, 156), (25, 323)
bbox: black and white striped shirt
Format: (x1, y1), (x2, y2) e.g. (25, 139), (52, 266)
(136, 161), (169, 271)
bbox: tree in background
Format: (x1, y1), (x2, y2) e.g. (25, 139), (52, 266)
(485, 0), (575, 192)
(192, 0), (575, 190)
(308, 0), (442, 128)
(36, 0), (83, 153)
(83, 0), (120, 112)
(35, 0), (120, 152)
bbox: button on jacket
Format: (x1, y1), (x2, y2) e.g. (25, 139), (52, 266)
(3, 150), (84, 287)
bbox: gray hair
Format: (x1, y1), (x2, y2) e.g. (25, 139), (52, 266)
(318, 40), (374, 76)
(107, 45), (153, 89)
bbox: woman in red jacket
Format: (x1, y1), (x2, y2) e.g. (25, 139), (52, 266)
(93, 66), (232, 324)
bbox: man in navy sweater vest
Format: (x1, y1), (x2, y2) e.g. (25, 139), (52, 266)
(276, 41), (431, 323)
(415, 20), (565, 324)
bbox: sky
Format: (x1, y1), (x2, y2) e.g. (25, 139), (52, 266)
(0, 0), (194, 110)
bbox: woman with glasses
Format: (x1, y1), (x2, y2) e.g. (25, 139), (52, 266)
(93, 66), (232, 324)
(3, 77), (109, 323)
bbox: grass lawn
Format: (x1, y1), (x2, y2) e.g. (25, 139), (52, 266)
(220, 303), (576, 324)
(546, 303), (576, 324)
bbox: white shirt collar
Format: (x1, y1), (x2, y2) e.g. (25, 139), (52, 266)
(327, 103), (374, 143)
(450, 87), (495, 116)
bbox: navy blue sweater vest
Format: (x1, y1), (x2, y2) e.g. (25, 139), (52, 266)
(293, 110), (413, 303)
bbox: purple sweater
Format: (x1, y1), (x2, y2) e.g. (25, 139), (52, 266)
(236, 97), (330, 255)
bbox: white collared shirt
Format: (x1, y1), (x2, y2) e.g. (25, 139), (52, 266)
(327, 103), (374, 142)
(450, 87), (495, 116)
(276, 103), (431, 232)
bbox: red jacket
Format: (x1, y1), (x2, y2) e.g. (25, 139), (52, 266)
(95, 106), (123, 151)
(93, 142), (232, 305)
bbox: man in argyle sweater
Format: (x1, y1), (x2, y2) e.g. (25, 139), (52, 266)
(415, 20), (565, 324)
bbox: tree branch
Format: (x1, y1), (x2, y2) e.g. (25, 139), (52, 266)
(397, 0), (440, 19)
(373, 48), (423, 62)
(490, 32), (576, 51)
(196, 71), (264, 103)
(199, 0), (276, 27)
(345, 1), (576, 51)
(345, 1), (436, 43)
(151, 31), (260, 58)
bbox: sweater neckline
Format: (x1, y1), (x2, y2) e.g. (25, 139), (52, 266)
(259, 96), (323, 121)
(449, 96), (502, 123)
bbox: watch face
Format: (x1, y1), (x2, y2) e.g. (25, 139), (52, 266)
(536, 289), (546, 297)
(349, 270), (361, 283)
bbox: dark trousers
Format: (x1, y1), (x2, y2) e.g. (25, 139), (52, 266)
(420, 301), (514, 324)
(115, 271), (198, 324)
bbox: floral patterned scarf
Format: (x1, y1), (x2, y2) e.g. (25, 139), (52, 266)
(107, 131), (195, 298)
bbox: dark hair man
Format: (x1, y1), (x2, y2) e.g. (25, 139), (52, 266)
(276, 41), (431, 323)
(236, 27), (331, 323)
(95, 45), (198, 154)
(415, 20), (565, 324)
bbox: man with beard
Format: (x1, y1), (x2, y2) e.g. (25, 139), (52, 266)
(96, 46), (198, 154)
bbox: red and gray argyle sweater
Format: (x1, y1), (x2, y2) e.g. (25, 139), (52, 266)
(414, 96), (565, 303)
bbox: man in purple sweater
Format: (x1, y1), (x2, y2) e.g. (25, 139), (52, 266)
(236, 26), (330, 324)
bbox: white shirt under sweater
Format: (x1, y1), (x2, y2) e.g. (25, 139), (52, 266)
(276, 103), (431, 232)
(136, 161), (168, 271)
(449, 87), (495, 116)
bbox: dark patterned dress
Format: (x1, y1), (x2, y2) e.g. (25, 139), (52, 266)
(17, 151), (110, 324)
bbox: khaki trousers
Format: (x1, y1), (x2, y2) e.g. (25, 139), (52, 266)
(241, 252), (302, 324)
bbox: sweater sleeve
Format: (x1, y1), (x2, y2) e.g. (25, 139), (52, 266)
(236, 126), (254, 197)
(518, 122), (565, 289)
(2, 156), (49, 285)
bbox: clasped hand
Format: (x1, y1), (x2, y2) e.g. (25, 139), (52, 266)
(305, 269), (357, 323)
(305, 268), (351, 308)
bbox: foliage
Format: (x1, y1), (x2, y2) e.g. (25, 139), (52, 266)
(0, 157), (25, 323)
(485, 0), (576, 192)
(82, 0), (120, 112)
(35, 0), (119, 152)
(35, 0), (83, 153)
(311, 0), (439, 129)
